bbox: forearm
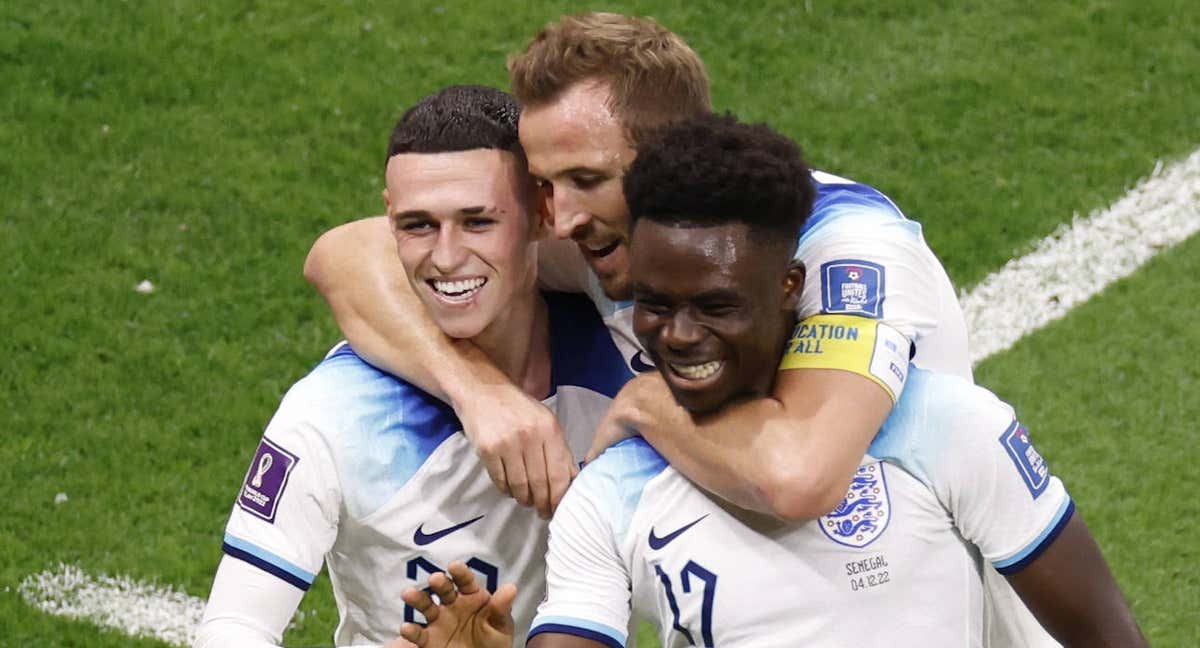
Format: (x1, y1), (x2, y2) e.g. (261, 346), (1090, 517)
(635, 369), (891, 521)
(304, 216), (499, 403)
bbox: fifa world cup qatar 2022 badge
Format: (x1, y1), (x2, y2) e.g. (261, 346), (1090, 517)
(238, 437), (299, 523)
(820, 461), (892, 548)
(821, 259), (885, 318)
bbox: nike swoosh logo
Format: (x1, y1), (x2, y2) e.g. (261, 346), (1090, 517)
(413, 514), (485, 546)
(648, 514), (708, 550)
(630, 350), (656, 373)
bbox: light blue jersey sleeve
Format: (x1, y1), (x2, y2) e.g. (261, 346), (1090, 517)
(795, 171), (972, 379)
(529, 439), (668, 648)
(868, 369), (1074, 574)
(221, 344), (461, 590)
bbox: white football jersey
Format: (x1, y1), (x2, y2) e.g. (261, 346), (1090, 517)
(530, 369), (1073, 647)
(217, 292), (633, 645)
(538, 169), (972, 381)
(537, 169), (1056, 645)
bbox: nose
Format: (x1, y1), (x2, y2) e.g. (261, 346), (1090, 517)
(550, 187), (591, 240)
(662, 310), (705, 351)
(430, 226), (467, 272)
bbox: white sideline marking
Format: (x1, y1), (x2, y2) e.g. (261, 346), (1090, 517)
(19, 564), (203, 646)
(963, 148), (1200, 364)
(18, 149), (1200, 644)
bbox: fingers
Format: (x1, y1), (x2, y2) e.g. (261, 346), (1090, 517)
(543, 436), (575, 516)
(486, 584), (519, 635)
(505, 453), (533, 508)
(426, 570), (458, 606)
(396, 623), (426, 648)
(482, 453), (511, 497)
(401, 587), (440, 624)
(446, 560), (482, 596)
(524, 441), (551, 519)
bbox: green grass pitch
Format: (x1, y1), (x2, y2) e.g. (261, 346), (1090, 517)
(1, 1), (1198, 645)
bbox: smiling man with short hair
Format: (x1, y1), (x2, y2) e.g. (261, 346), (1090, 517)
(394, 113), (1147, 648)
(195, 85), (631, 647)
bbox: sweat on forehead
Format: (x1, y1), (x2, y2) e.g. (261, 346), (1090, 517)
(623, 112), (815, 245)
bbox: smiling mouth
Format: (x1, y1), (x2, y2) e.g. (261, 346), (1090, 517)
(428, 277), (487, 302)
(581, 239), (620, 258)
(669, 360), (723, 381)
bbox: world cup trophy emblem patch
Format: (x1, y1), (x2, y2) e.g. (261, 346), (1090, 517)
(237, 437), (299, 523)
(820, 461), (891, 548)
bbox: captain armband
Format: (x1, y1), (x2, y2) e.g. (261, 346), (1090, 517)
(778, 314), (911, 403)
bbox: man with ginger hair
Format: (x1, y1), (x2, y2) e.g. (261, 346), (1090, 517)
(305, 12), (1050, 645)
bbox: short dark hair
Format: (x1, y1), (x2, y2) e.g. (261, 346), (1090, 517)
(624, 112), (815, 248)
(385, 85), (523, 168)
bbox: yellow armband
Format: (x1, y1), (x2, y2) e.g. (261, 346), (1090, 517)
(778, 314), (911, 403)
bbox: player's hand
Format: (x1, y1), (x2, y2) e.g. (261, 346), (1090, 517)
(586, 373), (685, 463)
(454, 381), (577, 519)
(395, 561), (517, 648)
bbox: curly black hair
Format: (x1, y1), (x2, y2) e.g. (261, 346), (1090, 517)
(385, 85), (523, 168)
(623, 112), (815, 249)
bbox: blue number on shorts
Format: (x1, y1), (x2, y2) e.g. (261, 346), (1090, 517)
(403, 556), (500, 625)
(655, 560), (717, 647)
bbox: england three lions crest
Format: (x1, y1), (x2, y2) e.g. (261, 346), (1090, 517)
(820, 461), (891, 548)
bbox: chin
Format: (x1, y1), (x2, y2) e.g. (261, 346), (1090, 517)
(430, 313), (489, 340)
(667, 387), (729, 416)
(595, 271), (633, 301)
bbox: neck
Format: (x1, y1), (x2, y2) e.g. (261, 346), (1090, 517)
(471, 288), (552, 400)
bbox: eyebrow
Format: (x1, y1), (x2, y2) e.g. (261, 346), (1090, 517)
(633, 284), (742, 302)
(392, 205), (492, 220)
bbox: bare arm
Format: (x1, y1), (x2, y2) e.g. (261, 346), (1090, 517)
(591, 368), (890, 521)
(1007, 514), (1148, 647)
(304, 217), (575, 517)
(304, 216), (480, 401)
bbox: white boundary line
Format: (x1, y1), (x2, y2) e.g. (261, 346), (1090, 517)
(19, 564), (204, 645)
(963, 148), (1200, 364)
(18, 148), (1200, 645)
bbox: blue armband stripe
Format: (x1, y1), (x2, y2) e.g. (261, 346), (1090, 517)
(222, 533), (316, 590)
(993, 498), (1075, 574)
(528, 617), (626, 648)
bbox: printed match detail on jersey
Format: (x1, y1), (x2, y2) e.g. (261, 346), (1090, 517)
(778, 314), (910, 402)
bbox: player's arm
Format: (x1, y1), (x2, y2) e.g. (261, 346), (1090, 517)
(195, 557), (305, 647)
(592, 319), (907, 522)
(590, 220), (937, 522)
(934, 389), (1146, 647)
(1005, 514), (1147, 646)
(197, 410), (340, 647)
(303, 217), (573, 517)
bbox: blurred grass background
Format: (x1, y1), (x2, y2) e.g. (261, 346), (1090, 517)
(1, 0), (1197, 644)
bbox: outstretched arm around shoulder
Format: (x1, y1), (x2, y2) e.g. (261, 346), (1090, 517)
(304, 217), (574, 517)
(590, 317), (907, 522)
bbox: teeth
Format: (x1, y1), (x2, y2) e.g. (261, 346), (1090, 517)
(432, 277), (486, 297)
(585, 240), (615, 252)
(671, 361), (722, 380)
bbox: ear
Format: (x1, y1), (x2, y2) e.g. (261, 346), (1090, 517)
(529, 182), (553, 240)
(782, 260), (806, 313)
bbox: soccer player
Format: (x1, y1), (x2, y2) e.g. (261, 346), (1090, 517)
(303, 12), (1040, 644)
(395, 113), (1147, 648)
(195, 86), (632, 647)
